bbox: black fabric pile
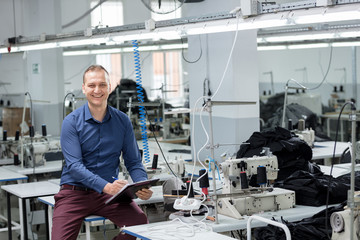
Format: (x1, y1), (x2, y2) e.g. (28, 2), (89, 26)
(236, 126), (318, 181)
(254, 202), (346, 240)
(274, 171), (350, 206)
(260, 93), (331, 142)
(274, 171), (360, 207)
(336, 171), (360, 188)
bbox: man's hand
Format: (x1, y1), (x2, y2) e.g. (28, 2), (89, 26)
(103, 179), (128, 195)
(136, 188), (153, 200)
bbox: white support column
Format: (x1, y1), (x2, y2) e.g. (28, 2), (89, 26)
(22, 0), (65, 136)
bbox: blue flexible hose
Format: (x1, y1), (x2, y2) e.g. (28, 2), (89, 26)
(132, 40), (150, 164)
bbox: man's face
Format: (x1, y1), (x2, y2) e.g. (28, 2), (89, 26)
(82, 70), (111, 108)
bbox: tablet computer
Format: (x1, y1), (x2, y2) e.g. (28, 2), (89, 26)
(105, 178), (159, 204)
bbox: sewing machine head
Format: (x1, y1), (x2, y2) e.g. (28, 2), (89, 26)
(220, 154), (278, 194)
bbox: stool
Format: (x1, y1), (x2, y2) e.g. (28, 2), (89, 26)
(83, 215), (113, 240)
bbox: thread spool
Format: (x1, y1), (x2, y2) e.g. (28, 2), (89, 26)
(139, 149), (143, 159)
(240, 171), (249, 189)
(186, 181), (195, 198)
(257, 166), (267, 186)
(298, 119), (305, 131)
(199, 169), (210, 188)
(199, 169), (209, 195)
(151, 154), (158, 170)
(42, 124), (47, 137)
(15, 130), (19, 141)
(29, 125), (34, 138)
(288, 119), (293, 130)
(14, 154), (20, 165)
(3, 130), (7, 141)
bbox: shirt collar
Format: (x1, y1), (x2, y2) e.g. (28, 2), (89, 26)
(84, 103), (112, 123)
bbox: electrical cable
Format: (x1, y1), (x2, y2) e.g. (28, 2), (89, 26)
(184, 11), (242, 205)
(63, 92), (75, 120)
(189, 96), (209, 199)
(146, 217), (212, 239)
(25, 92), (33, 126)
(318, 51), (334, 87)
(189, 203), (210, 223)
(207, 157), (221, 181)
(144, 108), (178, 178)
(211, 12), (240, 99)
(307, 45), (334, 91)
(62, 0), (109, 29)
(132, 39), (150, 164)
(324, 101), (355, 239)
(180, 35), (202, 64)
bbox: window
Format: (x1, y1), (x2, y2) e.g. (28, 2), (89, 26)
(152, 51), (184, 107)
(91, 0), (123, 28)
(151, 9), (184, 106)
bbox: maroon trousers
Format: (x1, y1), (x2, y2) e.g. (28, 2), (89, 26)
(51, 189), (148, 240)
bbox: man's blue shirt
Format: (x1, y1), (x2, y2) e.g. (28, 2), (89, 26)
(60, 103), (147, 193)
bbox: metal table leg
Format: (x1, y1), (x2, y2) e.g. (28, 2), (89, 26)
(7, 192), (12, 240)
(22, 198), (28, 240)
(44, 204), (49, 240)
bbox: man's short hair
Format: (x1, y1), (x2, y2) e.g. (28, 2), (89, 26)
(83, 65), (110, 84)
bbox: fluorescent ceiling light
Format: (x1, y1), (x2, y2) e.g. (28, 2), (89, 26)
(121, 47), (134, 52)
(90, 49), (122, 54)
(111, 30), (181, 43)
(287, 43), (329, 49)
(339, 31), (360, 38)
(332, 42), (360, 47)
(185, 17), (290, 35)
(263, 33), (335, 42)
(63, 43), (187, 56)
(257, 46), (287, 51)
(292, 4), (360, 24)
(161, 43), (187, 49)
(63, 50), (91, 56)
(59, 38), (108, 47)
(6, 42), (59, 53)
(18, 42), (58, 51)
(4, 3), (360, 53)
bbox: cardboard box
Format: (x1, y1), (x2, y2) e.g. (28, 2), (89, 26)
(2, 107), (31, 137)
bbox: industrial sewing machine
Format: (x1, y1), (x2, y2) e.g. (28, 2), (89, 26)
(217, 153), (295, 219)
(330, 191), (360, 240)
(18, 135), (61, 168)
(0, 136), (21, 165)
(292, 119), (315, 148)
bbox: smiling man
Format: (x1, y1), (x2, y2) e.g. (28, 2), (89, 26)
(52, 65), (152, 240)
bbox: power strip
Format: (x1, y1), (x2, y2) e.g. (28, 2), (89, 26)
(173, 197), (202, 211)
